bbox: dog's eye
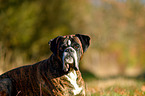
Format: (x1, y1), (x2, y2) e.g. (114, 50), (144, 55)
(74, 45), (80, 49)
(60, 45), (67, 51)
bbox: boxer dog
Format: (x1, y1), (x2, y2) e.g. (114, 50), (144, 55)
(0, 34), (90, 96)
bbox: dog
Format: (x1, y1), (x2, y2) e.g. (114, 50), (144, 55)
(0, 34), (90, 96)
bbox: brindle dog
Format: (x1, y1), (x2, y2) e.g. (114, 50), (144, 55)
(0, 34), (90, 96)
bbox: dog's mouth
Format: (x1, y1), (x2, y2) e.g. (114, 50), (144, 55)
(63, 56), (74, 72)
(62, 47), (79, 72)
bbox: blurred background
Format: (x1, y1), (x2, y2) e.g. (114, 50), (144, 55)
(0, 0), (145, 95)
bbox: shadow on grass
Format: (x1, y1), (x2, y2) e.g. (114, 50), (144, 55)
(134, 72), (145, 81)
(81, 70), (99, 81)
(122, 71), (145, 81)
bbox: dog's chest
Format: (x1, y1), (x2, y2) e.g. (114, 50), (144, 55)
(65, 70), (83, 95)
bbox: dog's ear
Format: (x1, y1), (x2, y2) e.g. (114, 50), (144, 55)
(48, 36), (62, 55)
(75, 34), (90, 52)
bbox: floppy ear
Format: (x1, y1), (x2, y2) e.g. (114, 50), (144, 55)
(48, 36), (61, 55)
(75, 34), (90, 52)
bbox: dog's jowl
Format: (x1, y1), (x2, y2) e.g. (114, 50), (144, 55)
(0, 34), (90, 96)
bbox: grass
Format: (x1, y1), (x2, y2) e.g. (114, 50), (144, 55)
(92, 86), (145, 96)
(85, 77), (145, 96)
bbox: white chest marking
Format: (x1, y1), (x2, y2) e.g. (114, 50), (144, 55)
(65, 70), (82, 95)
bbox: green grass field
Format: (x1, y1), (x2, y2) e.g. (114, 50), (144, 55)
(84, 75), (145, 96)
(87, 79), (144, 96)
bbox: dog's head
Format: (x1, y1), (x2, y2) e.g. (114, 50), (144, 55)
(49, 34), (90, 73)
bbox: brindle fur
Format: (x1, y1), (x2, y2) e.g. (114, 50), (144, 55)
(0, 55), (85, 96)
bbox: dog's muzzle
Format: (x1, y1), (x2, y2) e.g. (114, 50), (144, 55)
(62, 47), (79, 72)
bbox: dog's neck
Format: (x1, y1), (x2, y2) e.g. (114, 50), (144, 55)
(49, 54), (64, 76)
(40, 54), (70, 77)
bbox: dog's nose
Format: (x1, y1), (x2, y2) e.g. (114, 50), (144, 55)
(65, 48), (73, 52)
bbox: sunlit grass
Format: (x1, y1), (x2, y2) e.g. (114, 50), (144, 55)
(85, 77), (145, 96)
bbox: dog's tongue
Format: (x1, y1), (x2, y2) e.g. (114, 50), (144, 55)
(63, 64), (69, 72)
(66, 64), (69, 69)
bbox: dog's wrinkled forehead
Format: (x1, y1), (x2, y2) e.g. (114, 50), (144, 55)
(59, 35), (82, 47)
